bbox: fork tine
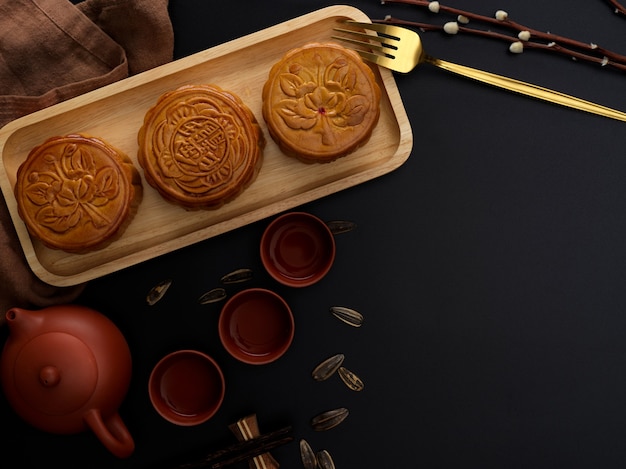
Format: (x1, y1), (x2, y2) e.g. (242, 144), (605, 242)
(353, 48), (398, 70)
(332, 27), (399, 51)
(342, 20), (403, 39)
(331, 36), (399, 71)
(333, 20), (422, 73)
(332, 21), (401, 70)
(334, 20), (402, 50)
(331, 30), (396, 57)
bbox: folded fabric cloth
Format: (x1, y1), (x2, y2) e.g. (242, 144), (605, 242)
(0, 0), (174, 323)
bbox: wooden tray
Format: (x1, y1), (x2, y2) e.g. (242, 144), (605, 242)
(0, 5), (412, 287)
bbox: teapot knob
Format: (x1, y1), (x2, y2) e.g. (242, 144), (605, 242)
(39, 365), (61, 387)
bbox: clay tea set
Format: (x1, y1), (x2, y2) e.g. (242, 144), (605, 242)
(0, 211), (339, 458)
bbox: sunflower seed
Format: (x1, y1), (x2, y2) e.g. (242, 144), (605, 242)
(198, 287), (227, 304)
(299, 439), (317, 469)
(326, 220), (357, 235)
(312, 353), (345, 381)
(220, 268), (253, 284)
(311, 407), (349, 431)
(146, 279), (172, 305)
(338, 366), (364, 392)
(330, 306), (363, 327)
(316, 450), (336, 469)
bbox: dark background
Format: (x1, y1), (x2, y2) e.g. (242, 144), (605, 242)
(3, 0), (626, 467)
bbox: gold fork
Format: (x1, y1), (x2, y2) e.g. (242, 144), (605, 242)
(333, 21), (626, 123)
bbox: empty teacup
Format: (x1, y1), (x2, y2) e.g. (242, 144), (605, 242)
(218, 288), (295, 365)
(260, 212), (335, 287)
(148, 350), (225, 426)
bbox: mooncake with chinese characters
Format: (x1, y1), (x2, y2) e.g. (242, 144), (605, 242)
(137, 84), (264, 209)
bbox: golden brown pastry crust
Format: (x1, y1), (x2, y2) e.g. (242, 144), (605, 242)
(137, 84), (265, 209)
(262, 42), (381, 163)
(14, 134), (142, 253)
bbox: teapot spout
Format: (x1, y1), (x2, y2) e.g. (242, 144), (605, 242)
(5, 307), (45, 340)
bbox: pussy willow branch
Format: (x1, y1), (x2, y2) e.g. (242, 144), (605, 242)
(377, 0), (626, 72)
(607, 0), (626, 15)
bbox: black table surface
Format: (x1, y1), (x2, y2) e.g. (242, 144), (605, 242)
(3, 1), (626, 468)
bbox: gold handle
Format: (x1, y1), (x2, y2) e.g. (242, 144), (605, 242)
(426, 56), (626, 123)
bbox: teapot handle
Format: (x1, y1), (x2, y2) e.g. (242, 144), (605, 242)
(84, 408), (135, 459)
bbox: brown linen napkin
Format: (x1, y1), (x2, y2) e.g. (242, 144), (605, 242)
(0, 0), (174, 323)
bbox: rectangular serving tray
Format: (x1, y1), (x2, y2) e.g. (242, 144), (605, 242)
(0, 5), (412, 287)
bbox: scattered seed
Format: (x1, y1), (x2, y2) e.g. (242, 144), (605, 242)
(299, 439), (317, 469)
(312, 353), (345, 382)
(311, 407), (349, 431)
(316, 449), (336, 469)
(330, 306), (363, 327)
(198, 287), (227, 304)
(338, 366), (364, 392)
(326, 220), (357, 235)
(220, 268), (253, 284)
(146, 279), (172, 305)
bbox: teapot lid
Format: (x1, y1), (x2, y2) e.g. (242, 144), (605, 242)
(13, 332), (97, 414)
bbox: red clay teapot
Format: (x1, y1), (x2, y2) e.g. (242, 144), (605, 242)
(1, 304), (135, 458)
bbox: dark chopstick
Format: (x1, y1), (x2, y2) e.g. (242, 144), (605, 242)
(210, 434), (293, 468)
(172, 426), (293, 469)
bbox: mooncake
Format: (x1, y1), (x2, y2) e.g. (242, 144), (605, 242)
(137, 84), (264, 209)
(262, 42), (381, 163)
(14, 134), (142, 252)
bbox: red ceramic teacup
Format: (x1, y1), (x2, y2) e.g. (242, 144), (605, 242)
(218, 288), (295, 365)
(148, 350), (225, 426)
(260, 211), (336, 287)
